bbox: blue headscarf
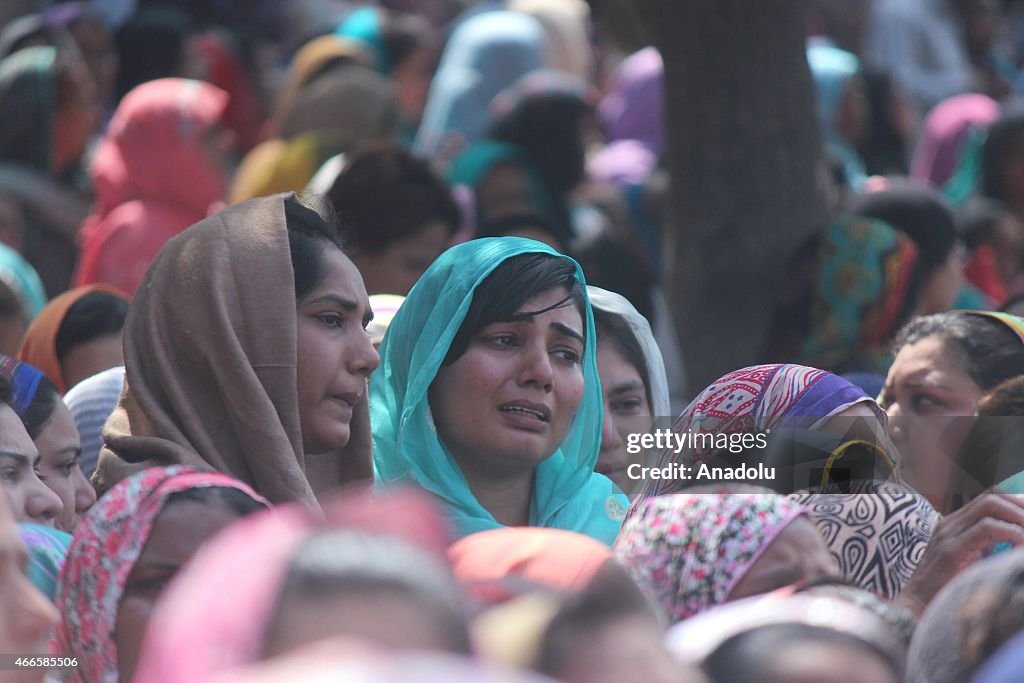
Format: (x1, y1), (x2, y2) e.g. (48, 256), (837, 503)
(371, 237), (626, 544)
(807, 41), (867, 190)
(0, 354), (45, 415)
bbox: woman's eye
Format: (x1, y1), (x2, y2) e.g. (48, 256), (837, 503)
(60, 462), (76, 477)
(553, 348), (581, 365)
(911, 394), (944, 413)
(612, 398), (644, 415)
(1, 468), (20, 483)
(317, 314), (343, 329)
(488, 334), (517, 347)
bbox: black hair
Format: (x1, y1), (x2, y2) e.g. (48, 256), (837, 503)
(892, 313), (1024, 391)
(476, 212), (567, 251)
(381, 10), (433, 70)
(326, 143), (459, 254)
(163, 485), (268, 517)
(572, 229), (657, 325)
(0, 373), (13, 407)
(535, 564), (664, 678)
(702, 623), (901, 683)
(20, 374), (61, 440)
(592, 306), (651, 408)
(54, 291), (128, 365)
(268, 529), (471, 654)
(958, 196), (1012, 250)
(285, 194), (345, 301)
(855, 69), (909, 177)
(444, 252), (585, 365)
(982, 106), (1024, 202)
(114, 5), (193, 102)
(849, 178), (958, 276)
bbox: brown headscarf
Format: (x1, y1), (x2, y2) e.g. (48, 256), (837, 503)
(269, 35), (373, 134)
(91, 194), (373, 506)
(17, 284), (129, 393)
(230, 66), (398, 203)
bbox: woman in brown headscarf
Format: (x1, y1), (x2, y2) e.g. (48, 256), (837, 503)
(92, 194), (379, 506)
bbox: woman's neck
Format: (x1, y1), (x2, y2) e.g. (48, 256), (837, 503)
(453, 455), (535, 527)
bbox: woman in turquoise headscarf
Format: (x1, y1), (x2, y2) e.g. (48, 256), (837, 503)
(447, 141), (566, 248)
(807, 41), (869, 191)
(371, 237), (626, 544)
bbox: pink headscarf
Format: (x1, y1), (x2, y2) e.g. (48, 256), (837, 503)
(910, 94), (1000, 189)
(132, 486), (453, 682)
(50, 466), (268, 683)
(75, 78), (230, 295)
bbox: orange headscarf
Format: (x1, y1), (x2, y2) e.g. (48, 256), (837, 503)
(17, 284), (128, 393)
(448, 527), (611, 604)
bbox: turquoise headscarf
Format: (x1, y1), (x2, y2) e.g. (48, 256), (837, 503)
(0, 242), (46, 320)
(337, 6), (392, 75)
(371, 237), (626, 544)
(807, 41), (867, 191)
(18, 522), (71, 600)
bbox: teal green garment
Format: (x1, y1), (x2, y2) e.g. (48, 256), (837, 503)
(996, 470), (1024, 494)
(337, 6), (391, 75)
(953, 283), (994, 311)
(943, 126), (985, 207)
(18, 523), (71, 601)
(0, 242), (46, 319)
(371, 237), (627, 544)
(447, 141), (558, 228)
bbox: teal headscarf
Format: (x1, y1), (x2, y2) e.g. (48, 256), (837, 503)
(18, 522), (71, 600)
(337, 6), (392, 75)
(371, 237), (626, 544)
(807, 42), (867, 191)
(0, 242), (46, 320)
(447, 141), (559, 232)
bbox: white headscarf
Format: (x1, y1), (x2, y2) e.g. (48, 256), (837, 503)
(587, 286), (670, 418)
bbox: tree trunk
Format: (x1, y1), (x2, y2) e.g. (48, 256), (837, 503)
(640, 0), (830, 396)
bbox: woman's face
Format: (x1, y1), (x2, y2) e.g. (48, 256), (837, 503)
(429, 286), (586, 480)
(393, 46), (434, 124)
(296, 247), (380, 455)
(0, 405), (62, 526)
(595, 340), (651, 495)
(353, 221), (450, 296)
(881, 335), (983, 508)
(35, 401), (94, 532)
(728, 516), (837, 601)
(115, 500), (243, 682)
(476, 162), (538, 222)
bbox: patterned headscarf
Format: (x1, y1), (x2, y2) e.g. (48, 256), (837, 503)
(633, 364), (880, 504)
(791, 488), (938, 599)
(18, 522), (71, 601)
(614, 491), (805, 622)
(51, 466), (268, 683)
(798, 217), (918, 374)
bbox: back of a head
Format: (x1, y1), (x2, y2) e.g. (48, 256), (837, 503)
(326, 142), (458, 254)
(849, 178), (957, 276)
(265, 529), (471, 656)
(982, 106), (1024, 201)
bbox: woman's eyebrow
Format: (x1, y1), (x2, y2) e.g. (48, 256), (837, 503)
(610, 380), (645, 396)
(551, 322), (584, 344)
(306, 294), (358, 310)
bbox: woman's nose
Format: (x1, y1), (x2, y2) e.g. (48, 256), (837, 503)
(27, 474), (63, 524)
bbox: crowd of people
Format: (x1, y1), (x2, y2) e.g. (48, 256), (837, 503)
(6, 0), (1024, 681)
